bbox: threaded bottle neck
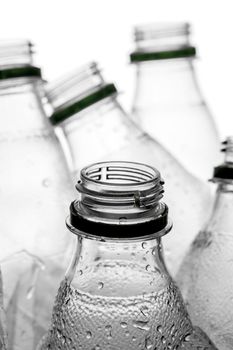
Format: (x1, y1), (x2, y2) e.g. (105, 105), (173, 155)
(47, 62), (117, 125)
(0, 40), (41, 81)
(130, 22), (196, 63)
(67, 161), (171, 239)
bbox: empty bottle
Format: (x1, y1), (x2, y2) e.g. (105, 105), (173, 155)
(38, 161), (217, 350)
(177, 137), (233, 350)
(46, 62), (212, 276)
(0, 40), (75, 350)
(130, 22), (220, 181)
(0, 270), (7, 349)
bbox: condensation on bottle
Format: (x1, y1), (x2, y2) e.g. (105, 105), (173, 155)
(38, 161), (217, 350)
(45, 63), (212, 276)
(130, 22), (220, 182)
(177, 136), (233, 350)
(0, 40), (75, 350)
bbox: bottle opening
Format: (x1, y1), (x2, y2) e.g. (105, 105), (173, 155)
(82, 162), (157, 184)
(47, 62), (117, 125)
(67, 161), (170, 239)
(0, 40), (41, 80)
(130, 22), (195, 63)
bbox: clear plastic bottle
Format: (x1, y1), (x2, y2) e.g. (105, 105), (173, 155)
(38, 161), (217, 350)
(177, 137), (233, 350)
(0, 40), (75, 350)
(130, 22), (220, 181)
(0, 270), (7, 350)
(46, 62), (212, 276)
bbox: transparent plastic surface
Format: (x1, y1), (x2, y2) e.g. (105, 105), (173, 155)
(0, 72), (75, 348)
(46, 64), (213, 276)
(58, 97), (212, 276)
(131, 23), (220, 182)
(177, 139), (233, 350)
(0, 270), (7, 349)
(38, 162), (216, 350)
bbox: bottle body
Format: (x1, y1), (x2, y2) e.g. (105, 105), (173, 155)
(39, 161), (216, 350)
(0, 76), (75, 349)
(130, 23), (220, 181)
(59, 96), (212, 276)
(0, 270), (7, 350)
(177, 183), (233, 350)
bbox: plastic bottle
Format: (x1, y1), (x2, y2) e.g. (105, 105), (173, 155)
(0, 40), (75, 350)
(46, 63), (212, 276)
(130, 22), (220, 181)
(39, 161), (217, 350)
(177, 137), (233, 350)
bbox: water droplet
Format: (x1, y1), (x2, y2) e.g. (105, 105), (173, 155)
(146, 264), (151, 272)
(157, 325), (162, 333)
(152, 248), (157, 256)
(140, 306), (149, 317)
(145, 337), (153, 349)
(42, 178), (51, 188)
(142, 242), (147, 249)
(56, 329), (62, 338)
(78, 270), (83, 275)
(132, 336), (136, 342)
(125, 330), (129, 337)
(98, 282), (104, 289)
(161, 336), (166, 344)
(105, 325), (112, 331)
(120, 322), (127, 328)
(184, 334), (191, 342)
(133, 320), (150, 331)
(86, 331), (92, 339)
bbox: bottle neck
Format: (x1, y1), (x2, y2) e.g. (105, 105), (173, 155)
(60, 96), (141, 175)
(0, 76), (51, 135)
(207, 183), (233, 234)
(66, 234), (170, 297)
(133, 58), (203, 108)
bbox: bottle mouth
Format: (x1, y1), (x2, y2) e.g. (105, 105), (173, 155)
(130, 22), (195, 63)
(67, 161), (170, 239)
(212, 137), (233, 182)
(0, 40), (41, 80)
(134, 22), (190, 42)
(47, 62), (118, 125)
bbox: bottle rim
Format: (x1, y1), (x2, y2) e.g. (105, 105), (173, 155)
(67, 161), (170, 239)
(47, 61), (118, 125)
(134, 22), (190, 42)
(131, 22), (195, 63)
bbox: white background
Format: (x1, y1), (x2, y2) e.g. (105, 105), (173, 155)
(0, 0), (232, 138)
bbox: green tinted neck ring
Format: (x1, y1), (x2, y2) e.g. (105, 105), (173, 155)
(50, 83), (117, 125)
(130, 46), (196, 63)
(0, 66), (41, 80)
